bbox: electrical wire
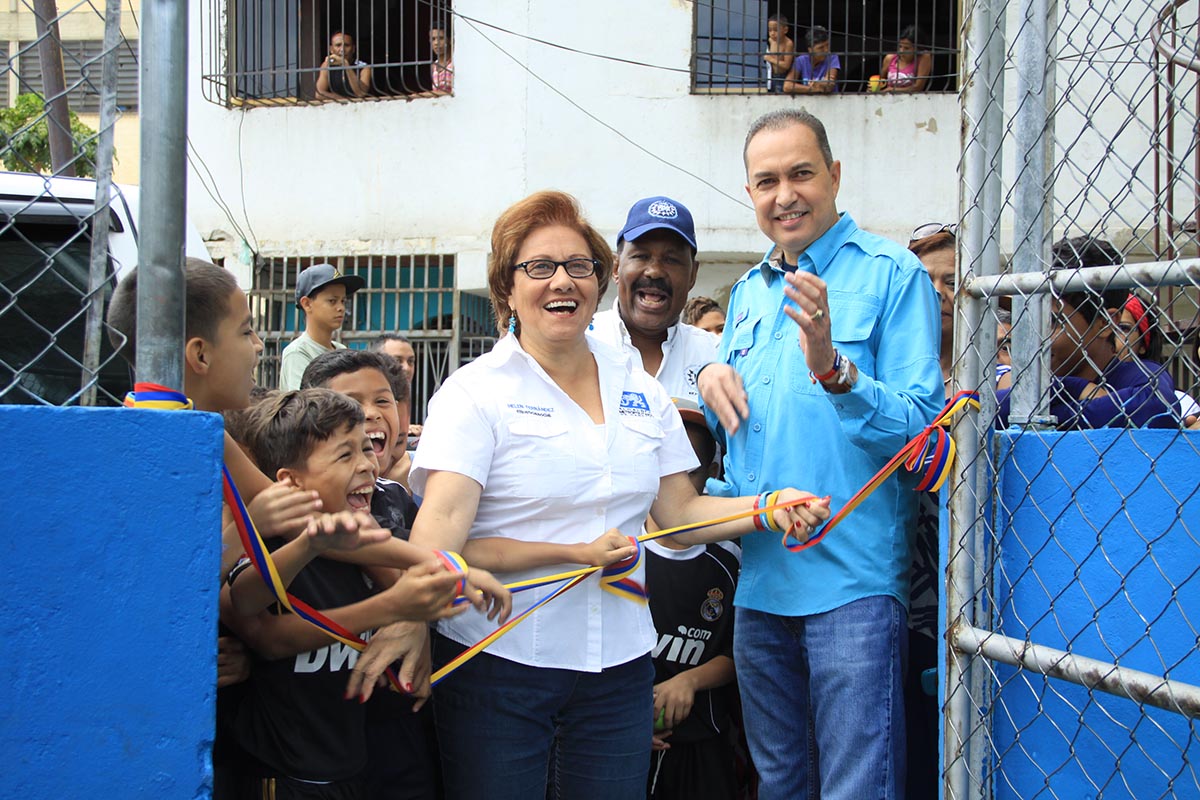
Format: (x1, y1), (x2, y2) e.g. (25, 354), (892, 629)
(119, 0), (259, 251)
(458, 15), (752, 211)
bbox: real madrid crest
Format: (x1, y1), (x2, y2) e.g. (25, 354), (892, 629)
(701, 587), (724, 621)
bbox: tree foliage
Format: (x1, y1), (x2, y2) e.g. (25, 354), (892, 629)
(0, 93), (101, 177)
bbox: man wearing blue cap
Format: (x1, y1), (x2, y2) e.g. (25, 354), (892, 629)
(590, 196), (718, 402)
(279, 263), (365, 391)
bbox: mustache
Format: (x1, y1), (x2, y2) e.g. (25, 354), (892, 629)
(633, 277), (672, 296)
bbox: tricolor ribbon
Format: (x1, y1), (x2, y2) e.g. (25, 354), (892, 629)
(431, 494), (817, 686)
(125, 383), (404, 693)
(784, 390), (980, 553)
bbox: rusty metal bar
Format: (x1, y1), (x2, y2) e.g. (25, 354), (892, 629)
(964, 259), (1200, 298)
(953, 624), (1200, 718)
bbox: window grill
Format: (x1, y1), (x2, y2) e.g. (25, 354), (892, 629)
(693, 0), (959, 94)
(247, 252), (496, 421)
(200, 0), (454, 106)
(12, 38), (139, 112)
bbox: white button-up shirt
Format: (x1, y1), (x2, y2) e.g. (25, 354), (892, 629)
(412, 332), (698, 671)
(590, 299), (720, 403)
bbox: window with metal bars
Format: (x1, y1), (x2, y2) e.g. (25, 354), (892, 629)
(693, 0), (958, 94)
(203, 0), (454, 106)
(247, 253), (495, 420)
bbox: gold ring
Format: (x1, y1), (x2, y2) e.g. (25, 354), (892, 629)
(811, 308), (825, 322)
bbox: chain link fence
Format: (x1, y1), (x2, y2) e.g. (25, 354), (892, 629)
(946, 0), (1200, 797)
(0, 0), (134, 406)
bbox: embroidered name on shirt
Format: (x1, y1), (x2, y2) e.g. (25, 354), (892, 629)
(618, 391), (652, 417)
(507, 402), (555, 418)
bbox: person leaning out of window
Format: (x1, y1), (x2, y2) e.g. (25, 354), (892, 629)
(783, 26), (840, 94)
(316, 31), (372, 100)
(880, 25), (932, 93)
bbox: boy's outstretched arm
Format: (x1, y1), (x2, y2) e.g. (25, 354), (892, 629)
(229, 510), (390, 615)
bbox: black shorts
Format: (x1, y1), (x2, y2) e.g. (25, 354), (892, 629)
(647, 735), (738, 800)
(242, 775), (367, 800)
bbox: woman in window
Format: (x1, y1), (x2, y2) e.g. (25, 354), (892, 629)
(881, 25), (932, 93)
(316, 31), (372, 100)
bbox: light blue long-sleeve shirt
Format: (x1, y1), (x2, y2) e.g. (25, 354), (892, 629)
(705, 213), (943, 616)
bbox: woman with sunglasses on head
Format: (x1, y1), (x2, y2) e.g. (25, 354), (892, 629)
(909, 223), (957, 388)
(902, 221), (957, 799)
(378, 191), (829, 800)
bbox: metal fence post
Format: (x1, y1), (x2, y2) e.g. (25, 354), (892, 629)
(1008, 0), (1056, 428)
(135, 0), (189, 391)
(80, 0), (123, 406)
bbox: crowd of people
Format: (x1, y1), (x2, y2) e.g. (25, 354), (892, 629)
(108, 105), (1196, 800)
(315, 24), (453, 103)
(766, 16), (933, 95)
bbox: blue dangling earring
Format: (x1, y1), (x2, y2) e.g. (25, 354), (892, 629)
(508, 314), (517, 334)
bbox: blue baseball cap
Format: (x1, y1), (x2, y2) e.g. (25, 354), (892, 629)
(617, 196), (698, 252)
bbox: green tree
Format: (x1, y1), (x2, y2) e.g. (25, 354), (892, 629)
(0, 92), (101, 177)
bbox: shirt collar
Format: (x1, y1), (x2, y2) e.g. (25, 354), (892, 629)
(607, 296), (680, 346)
(755, 212), (856, 282)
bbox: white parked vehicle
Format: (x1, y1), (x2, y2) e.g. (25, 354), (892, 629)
(0, 171), (209, 405)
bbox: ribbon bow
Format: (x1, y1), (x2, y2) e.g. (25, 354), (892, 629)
(785, 390), (980, 552)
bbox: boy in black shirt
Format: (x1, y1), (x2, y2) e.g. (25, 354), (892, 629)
(647, 400), (741, 800)
(228, 389), (459, 799)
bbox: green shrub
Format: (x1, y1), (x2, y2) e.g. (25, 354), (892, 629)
(0, 92), (101, 177)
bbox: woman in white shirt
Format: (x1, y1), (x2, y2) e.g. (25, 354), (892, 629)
(408, 190), (829, 800)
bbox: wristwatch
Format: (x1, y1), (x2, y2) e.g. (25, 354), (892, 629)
(820, 351), (855, 391)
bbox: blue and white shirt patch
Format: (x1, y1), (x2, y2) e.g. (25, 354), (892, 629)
(618, 391), (652, 417)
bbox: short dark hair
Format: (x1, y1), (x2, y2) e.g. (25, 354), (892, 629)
(245, 388), (364, 476)
(806, 26), (831, 48)
(683, 296), (723, 326)
(768, 13), (790, 27)
(301, 348), (409, 405)
(744, 109), (835, 169)
(106, 258), (240, 367)
(1051, 236), (1127, 322)
(370, 333), (410, 350)
(223, 386), (278, 447)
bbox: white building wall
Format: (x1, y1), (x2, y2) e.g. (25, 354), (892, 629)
(186, 0), (961, 295)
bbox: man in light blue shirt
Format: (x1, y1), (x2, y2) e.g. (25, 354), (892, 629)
(699, 109), (942, 799)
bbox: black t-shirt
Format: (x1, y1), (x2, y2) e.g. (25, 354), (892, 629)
(233, 542), (376, 782)
(646, 539), (740, 744)
(371, 477), (418, 538)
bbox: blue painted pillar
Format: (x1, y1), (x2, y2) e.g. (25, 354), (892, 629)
(0, 406), (223, 799)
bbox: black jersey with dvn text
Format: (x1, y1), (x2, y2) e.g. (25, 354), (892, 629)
(645, 539), (740, 744)
(233, 540), (375, 783)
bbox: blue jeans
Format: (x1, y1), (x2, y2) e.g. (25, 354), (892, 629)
(734, 596), (908, 800)
(431, 633), (654, 800)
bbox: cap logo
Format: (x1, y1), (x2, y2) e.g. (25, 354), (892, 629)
(647, 200), (678, 219)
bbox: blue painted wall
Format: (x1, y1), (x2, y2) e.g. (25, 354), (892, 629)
(0, 407), (223, 799)
(991, 430), (1200, 800)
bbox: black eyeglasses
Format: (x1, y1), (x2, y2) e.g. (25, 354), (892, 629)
(511, 258), (599, 280)
(910, 222), (958, 241)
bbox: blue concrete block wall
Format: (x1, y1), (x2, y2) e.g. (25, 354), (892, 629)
(0, 407), (223, 799)
(992, 430), (1200, 800)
